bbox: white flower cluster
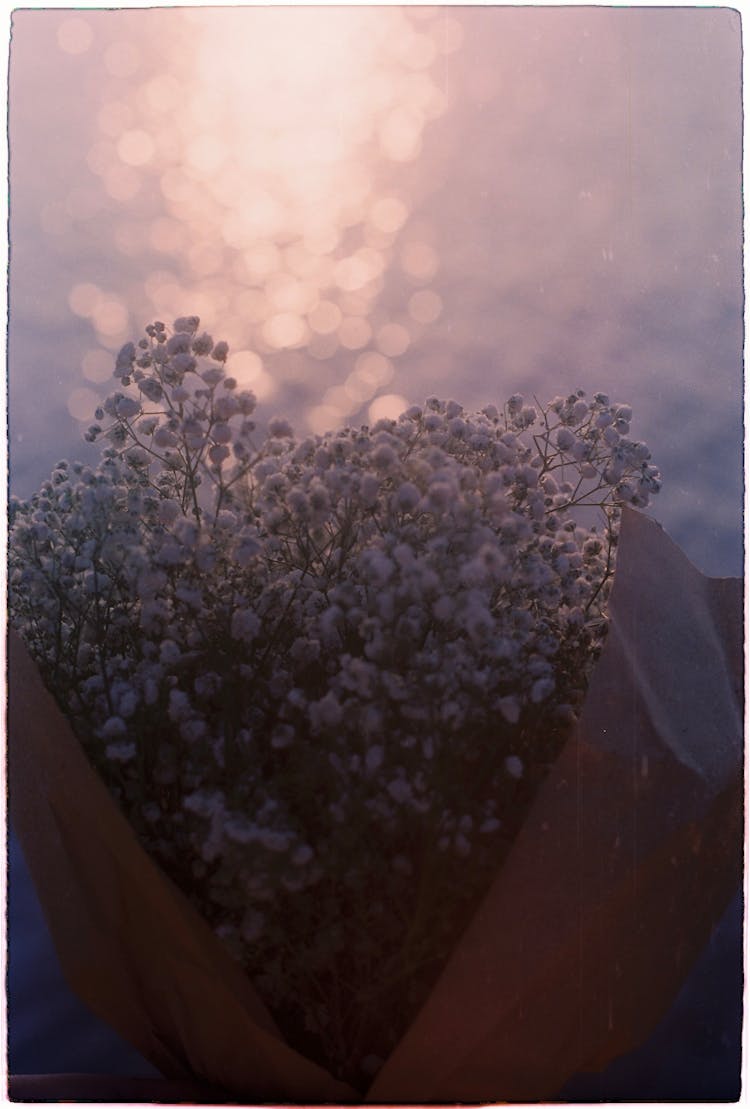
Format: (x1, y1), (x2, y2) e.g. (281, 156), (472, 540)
(9, 317), (660, 1085)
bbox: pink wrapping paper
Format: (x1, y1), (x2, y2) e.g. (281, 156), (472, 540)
(8, 507), (743, 1101)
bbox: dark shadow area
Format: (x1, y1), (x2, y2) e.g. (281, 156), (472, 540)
(559, 887), (743, 1102)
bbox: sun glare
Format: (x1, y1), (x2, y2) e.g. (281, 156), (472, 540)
(54, 6), (454, 432)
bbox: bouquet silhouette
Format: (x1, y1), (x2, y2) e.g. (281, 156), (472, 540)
(8, 318), (742, 1100)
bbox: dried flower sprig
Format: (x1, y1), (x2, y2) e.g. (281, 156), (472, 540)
(9, 317), (660, 1084)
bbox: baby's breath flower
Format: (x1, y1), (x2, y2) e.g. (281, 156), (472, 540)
(192, 332), (214, 356)
(268, 416), (294, 438)
(113, 395), (141, 419)
(166, 332), (192, 356)
(504, 755), (524, 779)
(101, 716), (127, 739)
(9, 315), (661, 1089)
(173, 315), (200, 334)
(201, 366), (225, 386)
(106, 740), (137, 762)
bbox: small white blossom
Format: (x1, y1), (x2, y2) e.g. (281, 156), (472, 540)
(160, 639), (181, 666)
(497, 695), (521, 724)
(292, 844), (314, 867)
(114, 396), (141, 419)
(105, 740), (137, 762)
(231, 608), (261, 644)
(530, 676), (555, 704)
(365, 745), (384, 773)
(192, 332), (214, 356)
(309, 691), (343, 730)
(387, 778), (412, 804)
(480, 816), (501, 834)
(101, 716), (127, 738)
(259, 829), (291, 853)
(268, 416), (294, 438)
(504, 755), (524, 779)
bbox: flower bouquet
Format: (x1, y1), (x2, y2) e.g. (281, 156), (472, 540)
(8, 317), (743, 1101)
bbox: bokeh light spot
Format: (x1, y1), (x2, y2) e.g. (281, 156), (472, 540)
(186, 134), (228, 176)
(369, 393), (409, 423)
(334, 255), (369, 292)
(323, 385), (357, 415)
(189, 290), (225, 325)
(57, 17), (93, 55)
(344, 368), (378, 405)
(307, 404), (344, 435)
(250, 370), (276, 401)
(309, 300), (343, 335)
(403, 72), (447, 122)
(379, 107), (423, 162)
(375, 322), (411, 357)
(304, 226), (340, 256)
(227, 349), (263, 381)
(263, 313), (308, 349)
(68, 283), (102, 318)
(267, 273), (313, 315)
(145, 277), (192, 320)
(283, 243), (319, 280)
(370, 195), (408, 234)
(334, 248), (384, 292)
(91, 296), (129, 336)
(408, 288), (443, 323)
(103, 165), (142, 202)
(338, 317), (372, 350)
(400, 240), (439, 281)
(226, 349), (276, 400)
(104, 40), (141, 78)
(82, 348), (115, 383)
(238, 243), (282, 281)
(117, 129), (155, 167)
(67, 387), (100, 421)
(338, 291), (373, 318)
(144, 74), (182, 113)
(354, 351), (394, 388)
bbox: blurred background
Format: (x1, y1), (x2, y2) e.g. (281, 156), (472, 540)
(7, 5), (743, 1097)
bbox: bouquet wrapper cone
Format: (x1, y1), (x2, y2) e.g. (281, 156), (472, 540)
(8, 507), (743, 1102)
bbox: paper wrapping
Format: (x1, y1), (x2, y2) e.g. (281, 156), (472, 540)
(8, 507), (743, 1102)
